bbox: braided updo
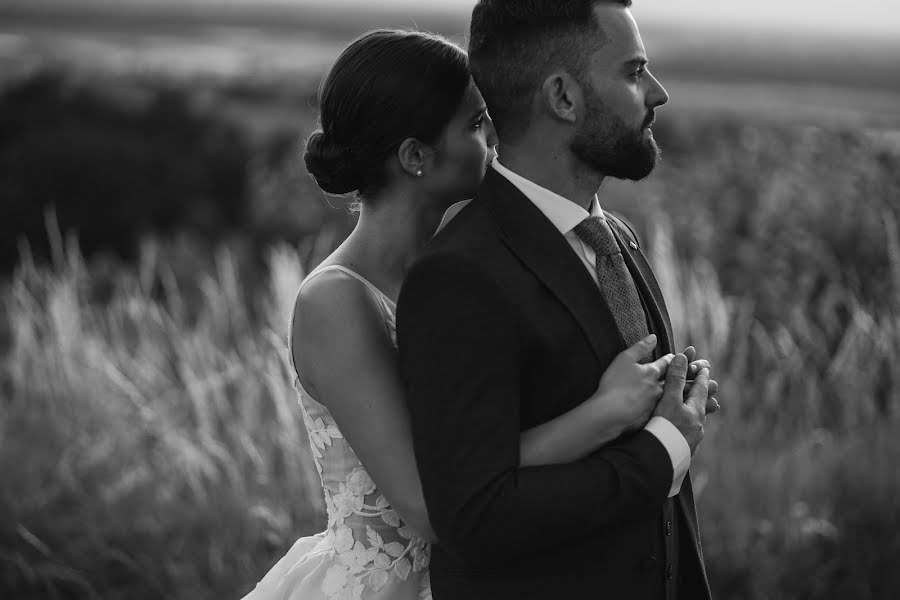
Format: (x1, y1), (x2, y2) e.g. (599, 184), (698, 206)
(303, 29), (470, 199)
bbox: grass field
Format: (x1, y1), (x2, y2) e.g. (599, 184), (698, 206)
(2, 10), (900, 600)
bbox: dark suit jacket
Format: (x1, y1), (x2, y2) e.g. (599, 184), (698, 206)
(396, 167), (711, 600)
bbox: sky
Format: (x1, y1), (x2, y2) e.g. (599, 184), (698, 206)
(632, 0), (899, 38)
(310, 0), (900, 39)
(8, 0), (900, 40)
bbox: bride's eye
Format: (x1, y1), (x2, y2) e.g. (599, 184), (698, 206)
(472, 116), (484, 130)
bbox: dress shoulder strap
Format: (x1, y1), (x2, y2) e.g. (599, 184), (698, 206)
(299, 265), (395, 307)
(287, 264), (396, 377)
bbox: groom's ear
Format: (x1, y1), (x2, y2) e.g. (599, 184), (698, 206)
(541, 72), (580, 125)
(397, 138), (430, 178)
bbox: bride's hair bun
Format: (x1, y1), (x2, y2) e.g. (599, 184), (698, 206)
(305, 30), (469, 199)
(303, 130), (361, 195)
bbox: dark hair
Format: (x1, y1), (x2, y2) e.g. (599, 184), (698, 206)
(304, 30), (470, 198)
(468, 0), (632, 141)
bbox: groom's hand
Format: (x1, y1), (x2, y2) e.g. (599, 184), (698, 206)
(652, 354), (709, 455)
(679, 345), (720, 415)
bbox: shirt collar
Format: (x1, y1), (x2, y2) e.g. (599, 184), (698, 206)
(491, 157), (602, 237)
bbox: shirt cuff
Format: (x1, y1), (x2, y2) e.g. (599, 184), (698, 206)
(643, 416), (691, 497)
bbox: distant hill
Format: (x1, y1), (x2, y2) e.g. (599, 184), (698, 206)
(0, 0), (471, 37)
(2, 0), (899, 96)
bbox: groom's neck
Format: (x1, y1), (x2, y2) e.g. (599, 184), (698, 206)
(497, 142), (604, 212)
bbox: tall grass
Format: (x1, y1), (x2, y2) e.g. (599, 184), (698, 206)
(650, 211), (900, 599)
(634, 118), (900, 600)
(1, 117), (898, 599)
(1, 225), (324, 598)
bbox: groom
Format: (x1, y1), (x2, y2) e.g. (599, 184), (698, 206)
(397, 1), (716, 598)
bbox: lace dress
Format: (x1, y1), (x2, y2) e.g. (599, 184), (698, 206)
(241, 265), (432, 600)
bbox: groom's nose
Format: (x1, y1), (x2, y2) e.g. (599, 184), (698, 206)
(646, 71), (669, 109)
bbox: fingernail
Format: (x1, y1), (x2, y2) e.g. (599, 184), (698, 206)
(645, 334), (656, 342)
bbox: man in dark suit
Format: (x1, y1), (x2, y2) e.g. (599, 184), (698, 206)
(396, 1), (718, 598)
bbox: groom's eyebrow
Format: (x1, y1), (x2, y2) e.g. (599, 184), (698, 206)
(471, 106), (488, 118)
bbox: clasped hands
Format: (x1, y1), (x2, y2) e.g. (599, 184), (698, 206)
(594, 334), (720, 455)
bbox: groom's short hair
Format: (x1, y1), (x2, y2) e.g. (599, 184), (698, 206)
(468, 0), (632, 141)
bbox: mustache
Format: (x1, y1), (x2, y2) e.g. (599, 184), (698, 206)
(642, 111), (656, 129)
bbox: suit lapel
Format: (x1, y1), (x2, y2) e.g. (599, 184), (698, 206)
(480, 168), (626, 363)
(478, 167), (680, 368)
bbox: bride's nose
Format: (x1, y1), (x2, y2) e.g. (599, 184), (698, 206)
(485, 114), (499, 148)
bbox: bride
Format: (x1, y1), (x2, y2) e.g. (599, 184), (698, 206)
(240, 28), (710, 600)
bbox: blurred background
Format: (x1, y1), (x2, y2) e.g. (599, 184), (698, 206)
(1, 1), (898, 599)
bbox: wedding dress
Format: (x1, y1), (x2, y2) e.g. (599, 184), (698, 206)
(241, 265), (432, 600)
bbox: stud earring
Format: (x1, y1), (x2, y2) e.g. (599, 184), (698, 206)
(416, 170), (423, 177)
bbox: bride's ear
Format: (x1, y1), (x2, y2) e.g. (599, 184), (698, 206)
(397, 138), (429, 178)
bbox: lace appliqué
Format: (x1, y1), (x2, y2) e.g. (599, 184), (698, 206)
(301, 392), (343, 477)
(296, 395), (431, 600)
(315, 467), (431, 599)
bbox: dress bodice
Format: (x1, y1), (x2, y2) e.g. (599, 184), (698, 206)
(288, 265), (431, 598)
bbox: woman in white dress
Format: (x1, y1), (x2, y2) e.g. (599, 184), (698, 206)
(240, 29), (708, 600)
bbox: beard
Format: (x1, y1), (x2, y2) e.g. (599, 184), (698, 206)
(570, 89), (660, 181)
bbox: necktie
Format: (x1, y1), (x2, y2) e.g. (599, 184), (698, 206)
(572, 215), (653, 363)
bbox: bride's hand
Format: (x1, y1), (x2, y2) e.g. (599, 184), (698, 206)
(592, 334), (674, 434)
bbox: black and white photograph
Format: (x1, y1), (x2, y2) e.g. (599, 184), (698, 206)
(1, 1), (898, 599)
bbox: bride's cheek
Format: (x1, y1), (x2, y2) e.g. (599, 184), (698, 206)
(467, 141), (489, 171)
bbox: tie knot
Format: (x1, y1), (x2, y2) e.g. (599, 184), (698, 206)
(572, 215), (619, 256)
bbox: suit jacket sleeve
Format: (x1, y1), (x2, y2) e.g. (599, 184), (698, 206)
(396, 252), (674, 566)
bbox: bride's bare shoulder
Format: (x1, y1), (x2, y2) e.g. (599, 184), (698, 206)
(291, 267), (390, 373)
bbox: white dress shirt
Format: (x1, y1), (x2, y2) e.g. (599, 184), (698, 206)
(491, 158), (691, 498)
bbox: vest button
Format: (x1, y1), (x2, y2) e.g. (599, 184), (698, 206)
(640, 556), (658, 572)
(665, 520), (673, 536)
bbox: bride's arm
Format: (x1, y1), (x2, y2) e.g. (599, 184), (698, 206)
(518, 391), (631, 467)
(518, 337), (690, 467)
(293, 272), (437, 542)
